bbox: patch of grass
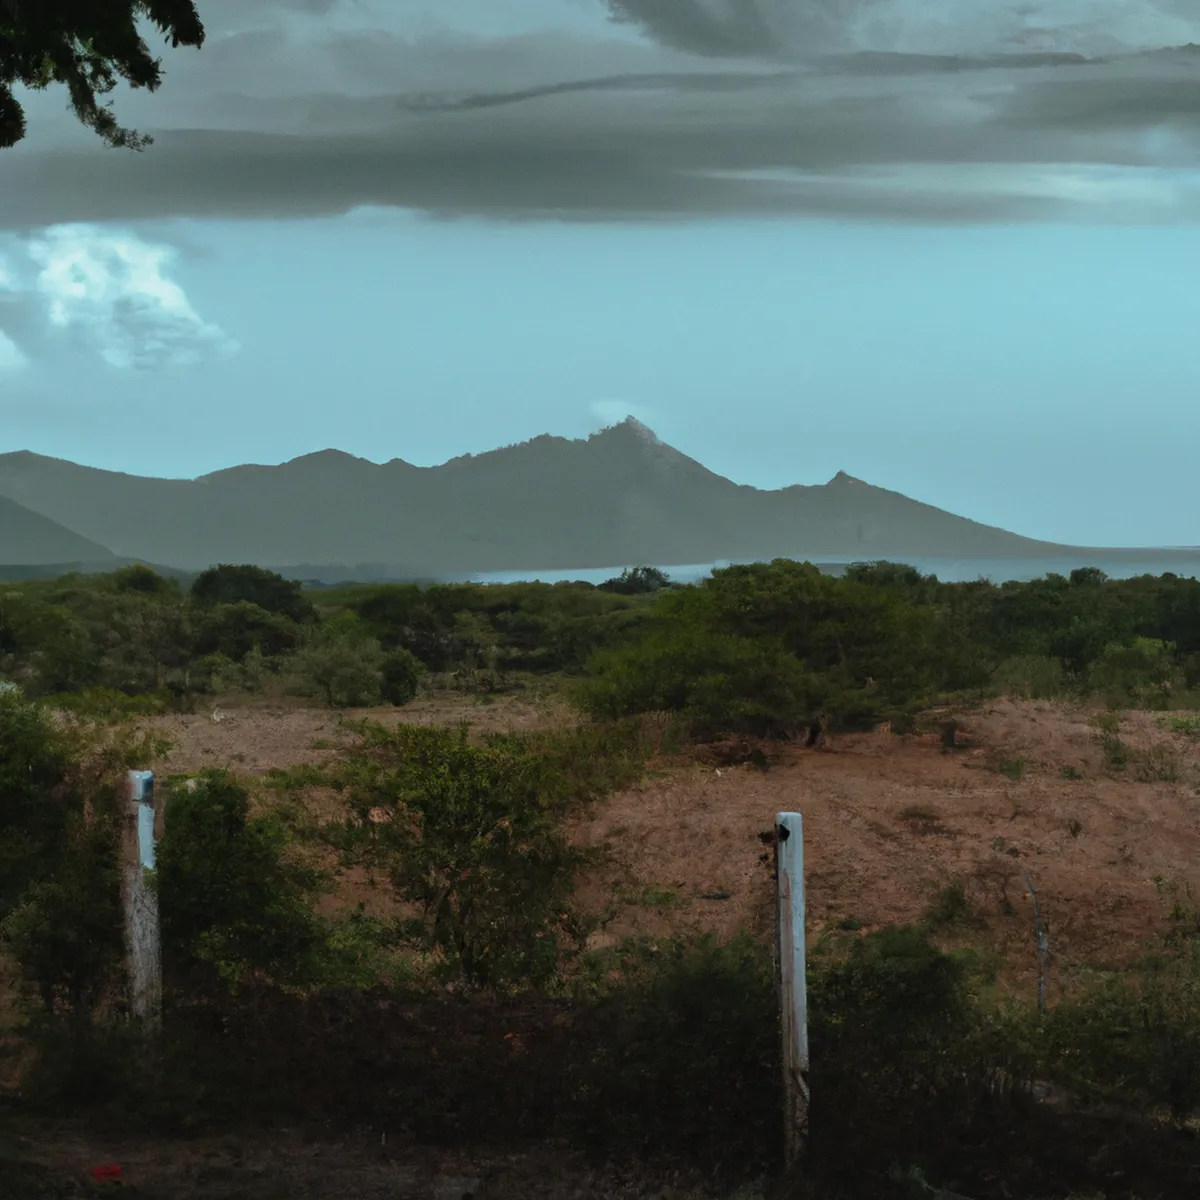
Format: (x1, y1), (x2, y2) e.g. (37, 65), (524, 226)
(1133, 743), (1181, 783)
(39, 687), (169, 722)
(898, 805), (950, 836)
(837, 917), (864, 932)
(1163, 714), (1200, 738)
(996, 758), (1027, 781)
(1060, 764), (1084, 780)
(899, 804), (941, 823)
(621, 885), (689, 910)
(923, 881), (986, 932)
(1066, 818), (1083, 839)
(1094, 712), (1131, 772)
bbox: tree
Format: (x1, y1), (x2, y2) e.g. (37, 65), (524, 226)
(1, 0), (206, 151)
(327, 723), (588, 989)
(190, 564), (314, 624)
(598, 566), (672, 595)
(379, 647), (423, 706)
(289, 620), (385, 708)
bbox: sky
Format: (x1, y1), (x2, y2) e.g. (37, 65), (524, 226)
(1, 0), (1200, 547)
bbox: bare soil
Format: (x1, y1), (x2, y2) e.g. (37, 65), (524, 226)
(141, 695), (1200, 993)
(573, 699), (1200, 989)
(141, 691), (575, 778)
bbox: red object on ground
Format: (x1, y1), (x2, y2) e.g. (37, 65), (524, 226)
(90, 1163), (122, 1182)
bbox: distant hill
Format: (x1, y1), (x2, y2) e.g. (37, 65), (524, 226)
(0, 420), (1192, 576)
(0, 494), (118, 565)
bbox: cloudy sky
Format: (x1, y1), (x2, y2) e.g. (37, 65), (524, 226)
(2, 0), (1199, 546)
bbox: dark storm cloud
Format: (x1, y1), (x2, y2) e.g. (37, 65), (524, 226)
(603, 0), (787, 58)
(602, 0), (879, 58)
(2, 1), (1199, 226)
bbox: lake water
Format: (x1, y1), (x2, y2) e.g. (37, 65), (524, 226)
(461, 554), (1200, 587)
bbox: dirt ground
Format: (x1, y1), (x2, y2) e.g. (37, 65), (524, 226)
(9, 695), (1200, 1198)
(139, 694), (1200, 992)
(8, 1123), (758, 1199)
(574, 699), (1200, 988)
(140, 691), (575, 777)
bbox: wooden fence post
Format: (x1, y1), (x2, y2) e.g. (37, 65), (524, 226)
(122, 769), (162, 1034)
(775, 811), (810, 1168)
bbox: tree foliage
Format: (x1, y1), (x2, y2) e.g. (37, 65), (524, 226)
(0, 692), (163, 1021)
(320, 722), (596, 989)
(0, 0), (206, 151)
(156, 770), (327, 994)
(190, 564), (314, 624)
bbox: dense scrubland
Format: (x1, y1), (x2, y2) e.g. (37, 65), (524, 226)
(2, 559), (1200, 1198)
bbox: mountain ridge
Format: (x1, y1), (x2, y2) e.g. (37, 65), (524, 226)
(0, 494), (119, 565)
(0, 418), (1190, 575)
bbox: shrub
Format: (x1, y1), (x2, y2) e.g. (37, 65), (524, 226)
(991, 654), (1070, 700)
(808, 925), (980, 1105)
(1087, 637), (1181, 708)
(111, 564), (177, 597)
(574, 623), (813, 739)
(0, 694), (162, 1022)
(315, 722), (608, 989)
(190, 564), (315, 623)
(157, 771), (327, 994)
(288, 621), (384, 707)
(575, 934), (780, 1176)
(597, 566), (672, 594)
(379, 647), (423, 706)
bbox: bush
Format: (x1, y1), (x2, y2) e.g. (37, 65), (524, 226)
(190, 564), (315, 624)
(111, 564), (177, 597)
(157, 771), (328, 995)
(191, 600), (302, 662)
(312, 721), (617, 989)
(0, 694), (162, 1022)
(1043, 897), (1200, 1121)
(379, 647), (423, 706)
(808, 925), (980, 1103)
(992, 654), (1070, 700)
(287, 621), (384, 707)
(574, 623), (814, 739)
(38, 687), (168, 721)
(1087, 637), (1181, 708)
(597, 566), (672, 594)
(576, 934), (780, 1176)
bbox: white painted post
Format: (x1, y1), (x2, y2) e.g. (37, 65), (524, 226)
(122, 769), (162, 1034)
(775, 811), (809, 1167)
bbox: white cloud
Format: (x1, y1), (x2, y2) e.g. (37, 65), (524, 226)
(25, 226), (240, 370)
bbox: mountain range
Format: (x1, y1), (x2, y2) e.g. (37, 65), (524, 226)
(0, 418), (1194, 580)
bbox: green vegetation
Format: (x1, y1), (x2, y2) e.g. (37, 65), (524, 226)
(5, 559), (1200, 1195)
(1, 1), (205, 152)
(3, 557), (1200, 727)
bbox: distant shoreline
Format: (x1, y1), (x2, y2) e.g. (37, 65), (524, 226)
(4, 549), (1200, 588)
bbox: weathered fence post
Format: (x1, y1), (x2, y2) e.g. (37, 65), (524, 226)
(122, 769), (162, 1034)
(775, 811), (810, 1168)
(1020, 868), (1051, 1013)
